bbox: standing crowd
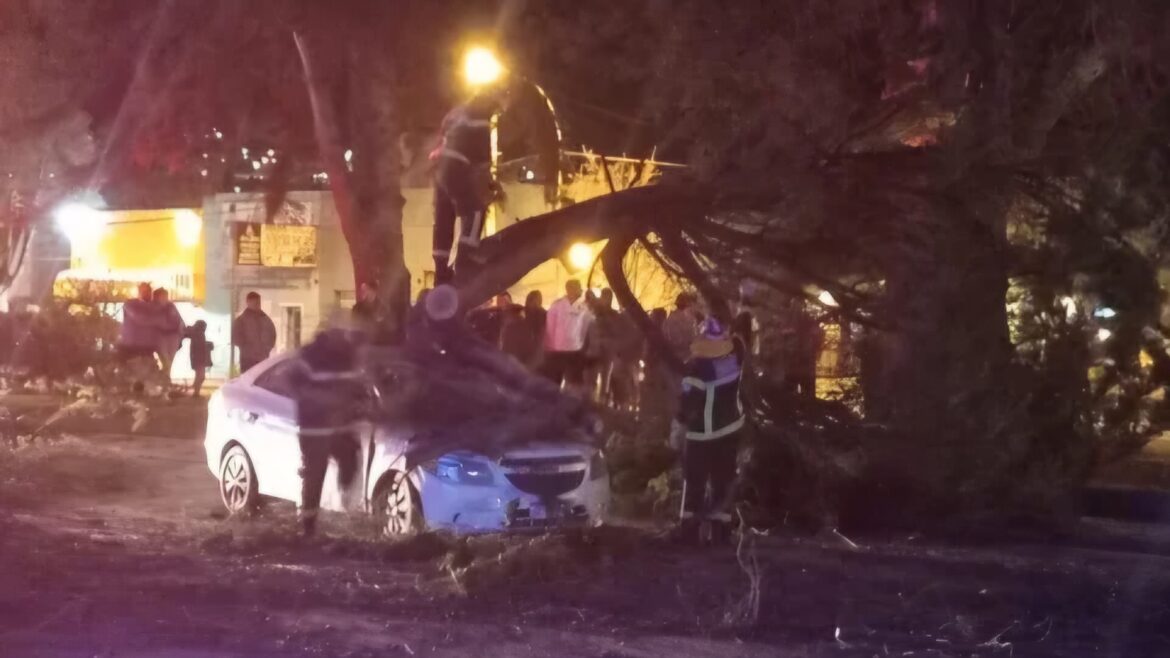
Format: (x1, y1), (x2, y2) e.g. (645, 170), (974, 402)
(113, 284), (282, 396)
(465, 279), (651, 408)
(115, 282), (215, 396)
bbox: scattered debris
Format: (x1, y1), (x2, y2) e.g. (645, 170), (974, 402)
(723, 509), (764, 628)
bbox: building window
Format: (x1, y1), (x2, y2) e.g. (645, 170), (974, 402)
(282, 305), (303, 350)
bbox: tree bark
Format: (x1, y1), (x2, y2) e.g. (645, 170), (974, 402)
(347, 31), (410, 337)
(871, 193), (1020, 510)
(453, 183), (712, 311)
(294, 29), (410, 336)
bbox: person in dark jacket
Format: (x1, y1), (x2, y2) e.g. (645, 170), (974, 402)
(352, 280), (399, 345)
(185, 320), (213, 398)
(521, 291), (547, 368)
(467, 292), (513, 346)
(671, 317), (746, 546)
(499, 299), (531, 363)
(351, 281), (381, 328)
(430, 88), (507, 284)
(233, 291), (276, 373)
(290, 329), (370, 537)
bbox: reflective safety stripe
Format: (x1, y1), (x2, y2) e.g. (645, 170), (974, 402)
(305, 370), (363, 383)
(453, 118), (491, 128)
(685, 415), (745, 441)
(682, 371), (740, 392)
(459, 210), (484, 247)
(708, 511), (733, 523)
(437, 149), (470, 164)
(432, 249), (451, 258)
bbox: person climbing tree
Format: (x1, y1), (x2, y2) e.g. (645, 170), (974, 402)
(430, 86), (508, 284)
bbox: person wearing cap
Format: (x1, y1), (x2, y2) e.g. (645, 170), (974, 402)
(671, 316), (746, 545)
(289, 328), (371, 537)
(430, 87), (507, 285)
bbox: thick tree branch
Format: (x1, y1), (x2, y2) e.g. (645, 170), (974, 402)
(601, 234), (683, 374)
(454, 183), (712, 311)
(1017, 44), (1108, 158)
(656, 229), (731, 322)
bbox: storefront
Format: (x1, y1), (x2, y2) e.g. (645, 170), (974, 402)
(54, 207), (208, 382)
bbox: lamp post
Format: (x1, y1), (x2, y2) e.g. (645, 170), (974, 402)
(461, 47), (564, 236)
(462, 47), (504, 237)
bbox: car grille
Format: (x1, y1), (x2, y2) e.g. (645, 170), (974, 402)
(508, 504), (589, 530)
(500, 455), (586, 498)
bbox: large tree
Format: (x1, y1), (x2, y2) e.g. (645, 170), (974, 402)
(18, 0), (1170, 522)
(448, 0), (1170, 520)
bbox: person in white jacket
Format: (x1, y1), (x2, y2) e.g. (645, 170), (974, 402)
(542, 279), (593, 391)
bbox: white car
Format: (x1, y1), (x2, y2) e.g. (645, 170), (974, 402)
(203, 349), (610, 535)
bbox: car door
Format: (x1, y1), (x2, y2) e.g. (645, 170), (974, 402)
(244, 359), (304, 501)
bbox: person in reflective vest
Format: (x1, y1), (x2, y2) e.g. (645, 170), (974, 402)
(671, 317), (746, 545)
(430, 88), (506, 285)
(290, 328), (371, 538)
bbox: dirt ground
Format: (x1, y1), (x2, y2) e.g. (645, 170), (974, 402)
(3, 398), (1170, 656)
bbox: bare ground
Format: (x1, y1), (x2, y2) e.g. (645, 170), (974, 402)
(2, 399), (1170, 656)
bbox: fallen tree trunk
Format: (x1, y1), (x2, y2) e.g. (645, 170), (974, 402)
(453, 183), (713, 311)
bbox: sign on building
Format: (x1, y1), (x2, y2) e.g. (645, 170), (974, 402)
(236, 223), (261, 265)
(235, 222), (317, 267)
(259, 225), (317, 267)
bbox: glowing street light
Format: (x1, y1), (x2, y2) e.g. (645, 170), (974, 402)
(817, 290), (838, 307)
(567, 242), (594, 271)
(174, 209), (202, 247)
(54, 202), (108, 244)
(463, 46), (504, 87)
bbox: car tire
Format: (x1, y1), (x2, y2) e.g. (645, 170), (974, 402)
(219, 445), (260, 515)
(373, 470), (424, 537)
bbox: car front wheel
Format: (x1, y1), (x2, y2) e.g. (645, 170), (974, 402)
(219, 445), (260, 515)
(373, 470), (423, 537)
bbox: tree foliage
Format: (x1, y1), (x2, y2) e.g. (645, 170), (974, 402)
(474, 0), (1170, 521)
(12, 0), (1170, 524)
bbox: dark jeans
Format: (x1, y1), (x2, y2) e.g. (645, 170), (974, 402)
(298, 431), (360, 522)
(116, 344), (156, 362)
(541, 350), (585, 388)
(432, 157), (486, 285)
(681, 431), (740, 523)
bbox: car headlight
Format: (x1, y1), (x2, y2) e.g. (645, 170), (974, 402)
(421, 451), (495, 486)
(589, 450), (608, 481)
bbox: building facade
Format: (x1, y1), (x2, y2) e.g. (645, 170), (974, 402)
(55, 168), (681, 384)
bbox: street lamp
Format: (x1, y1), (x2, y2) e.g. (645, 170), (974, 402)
(174, 209), (202, 248)
(458, 46), (564, 235)
(54, 202), (108, 245)
(463, 47), (504, 87)
(461, 47), (506, 236)
(567, 242), (595, 271)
